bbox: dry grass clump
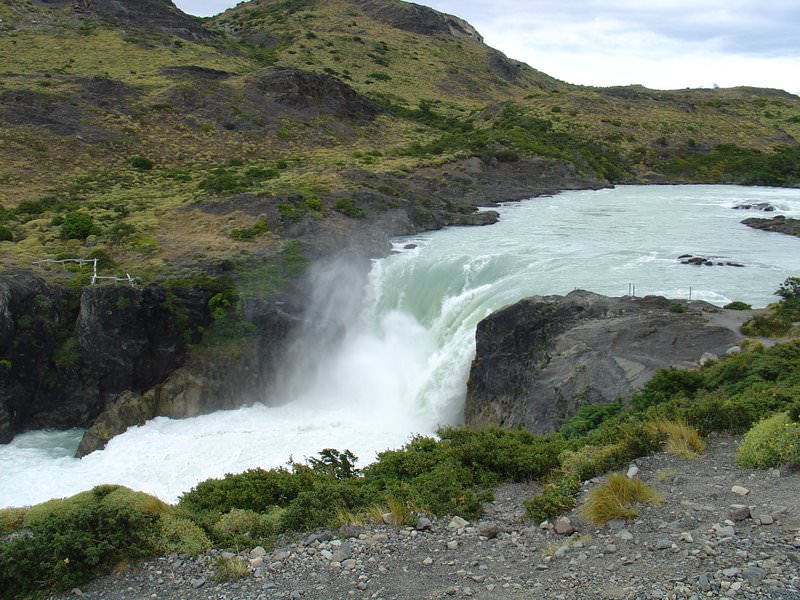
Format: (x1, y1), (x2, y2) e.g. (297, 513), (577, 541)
(580, 473), (663, 526)
(213, 556), (249, 582)
(365, 498), (417, 527)
(649, 418), (706, 459)
(334, 508), (365, 528)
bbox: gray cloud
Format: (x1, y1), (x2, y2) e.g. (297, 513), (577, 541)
(424, 0), (800, 57)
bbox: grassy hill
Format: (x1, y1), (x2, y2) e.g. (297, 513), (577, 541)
(0, 0), (798, 283)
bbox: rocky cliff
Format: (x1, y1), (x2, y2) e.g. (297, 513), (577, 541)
(465, 290), (744, 433)
(0, 270), (297, 448)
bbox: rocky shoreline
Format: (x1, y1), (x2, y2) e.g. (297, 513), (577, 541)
(53, 436), (800, 600)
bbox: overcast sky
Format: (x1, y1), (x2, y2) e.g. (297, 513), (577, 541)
(174, 0), (800, 94)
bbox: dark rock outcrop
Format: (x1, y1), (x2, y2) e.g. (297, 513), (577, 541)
(742, 215), (800, 238)
(0, 269), (299, 452)
(247, 67), (379, 122)
(0, 271), (214, 443)
(86, 0), (212, 41)
(76, 299), (298, 456)
(353, 0), (483, 41)
(465, 290), (743, 434)
(158, 66), (379, 133)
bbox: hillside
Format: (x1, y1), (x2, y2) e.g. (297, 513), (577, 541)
(0, 0), (798, 284)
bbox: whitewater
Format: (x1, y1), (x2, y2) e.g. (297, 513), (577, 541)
(2, 185), (800, 508)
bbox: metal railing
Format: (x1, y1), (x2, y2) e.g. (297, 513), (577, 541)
(32, 258), (138, 288)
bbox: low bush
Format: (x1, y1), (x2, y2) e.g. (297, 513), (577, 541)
(0, 486), (167, 597)
(524, 474), (580, 522)
(334, 197), (366, 218)
(736, 412), (800, 470)
(724, 301), (752, 310)
(130, 156), (154, 170)
(60, 211), (98, 240)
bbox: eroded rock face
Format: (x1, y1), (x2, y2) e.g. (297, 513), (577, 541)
(0, 272), (213, 443)
(465, 290), (742, 433)
(75, 299), (298, 456)
(353, 0), (483, 41)
(88, 0), (213, 41)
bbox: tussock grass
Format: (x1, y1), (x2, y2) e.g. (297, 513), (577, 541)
(579, 473), (663, 526)
(334, 508), (365, 527)
(366, 504), (388, 525)
(213, 556), (249, 582)
(387, 497), (415, 527)
(649, 418), (706, 459)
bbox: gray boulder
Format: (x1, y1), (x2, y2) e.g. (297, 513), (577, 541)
(465, 290), (742, 433)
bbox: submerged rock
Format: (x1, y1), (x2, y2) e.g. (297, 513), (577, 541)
(742, 215), (800, 238)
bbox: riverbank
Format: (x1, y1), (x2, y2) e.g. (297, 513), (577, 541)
(52, 435), (800, 600)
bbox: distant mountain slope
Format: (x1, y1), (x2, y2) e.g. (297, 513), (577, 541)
(0, 0), (797, 280)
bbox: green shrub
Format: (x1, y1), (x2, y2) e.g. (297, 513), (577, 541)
(179, 467), (311, 516)
(725, 301), (752, 311)
(0, 486), (165, 597)
(559, 442), (629, 481)
(0, 225), (12, 242)
(130, 156), (154, 170)
(631, 369), (705, 410)
(334, 197), (366, 218)
(439, 427), (565, 482)
(210, 508), (283, 547)
(736, 412), (800, 469)
(230, 218), (269, 241)
(524, 474), (580, 522)
(87, 248), (115, 270)
(198, 169), (248, 195)
(560, 401), (623, 439)
(741, 313), (793, 338)
(158, 514), (211, 555)
(60, 212), (98, 240)
(669, 303), (687, 313)
(368, 71), (392, 81)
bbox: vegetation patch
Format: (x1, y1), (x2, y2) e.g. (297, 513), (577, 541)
(736, 412), (800, 470)
(579, 473), (663, 525)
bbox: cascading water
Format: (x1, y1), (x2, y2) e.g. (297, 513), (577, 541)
(2, 185), (800, 508)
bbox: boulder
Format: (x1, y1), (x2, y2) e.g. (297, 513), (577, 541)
(741, 215), (800, 238)
(465, 290), (742, 433)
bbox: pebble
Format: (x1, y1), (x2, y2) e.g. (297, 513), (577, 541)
(756, 514), (774, 525)
(731, 485), (750, 496)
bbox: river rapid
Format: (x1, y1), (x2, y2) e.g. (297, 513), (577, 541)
(2, 185), (800, 508)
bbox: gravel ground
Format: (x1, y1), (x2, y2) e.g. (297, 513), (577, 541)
(55, 436), (800, 600)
